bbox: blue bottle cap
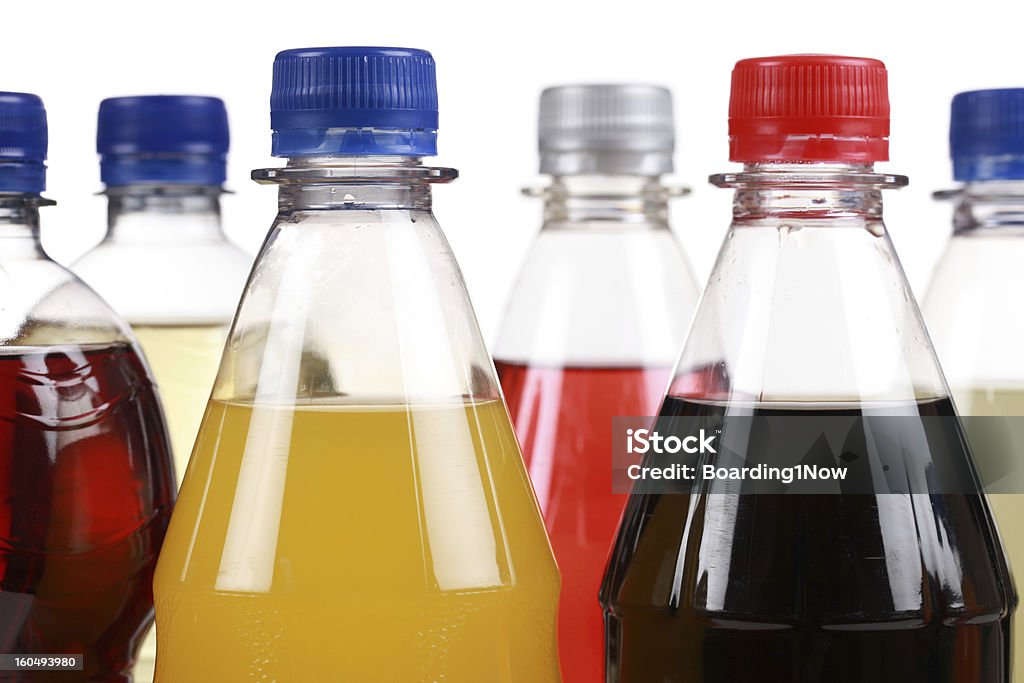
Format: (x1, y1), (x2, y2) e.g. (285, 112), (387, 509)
(951, 89), (1024, 181)
(0, 92), (47, 194)
(271, 47), (438, 157)
(97, 96), (229, 186)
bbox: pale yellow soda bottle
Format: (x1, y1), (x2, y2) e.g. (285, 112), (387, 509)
(73, 96), (251, 482)
(153, 46), (561, 681)
(923, 88), (1024, 679)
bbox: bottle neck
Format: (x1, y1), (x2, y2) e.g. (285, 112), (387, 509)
(104, 185), (224, 243)
(713, 162), (906, 224)
(0, 194), (49, 259)
(533, 175), (677, 229)
(676, 162), (944, 404)
(253, 156), (456, 212)
(945, 180), (1024, 234)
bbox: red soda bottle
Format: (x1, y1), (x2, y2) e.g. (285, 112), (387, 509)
(494, 84), (700, 682)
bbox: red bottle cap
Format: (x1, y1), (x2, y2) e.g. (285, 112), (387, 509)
(729, 55), (890, 163)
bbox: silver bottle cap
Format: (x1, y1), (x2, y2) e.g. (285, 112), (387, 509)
(538, 84), (675, 176)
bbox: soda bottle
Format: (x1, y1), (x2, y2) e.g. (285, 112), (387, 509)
(923, 88), (1024, 673)
(601, 56), (1015, 682)
(494, 84), (699, 682)
(152, 47), (561, 681)
(74, 96), (252, 479)
(0, 92), (176, 680)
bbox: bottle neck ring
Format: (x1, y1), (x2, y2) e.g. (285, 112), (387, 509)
(104, 185), (224, 241)
(714, 163), (905, 220)
(712, 162), (907, 189)
(254, 156), (454, 212)
(0, 194), (50, 250)
(530, 175), (685, 227)
(938, 181), (1024, 234)
(105, 185), (223, 213)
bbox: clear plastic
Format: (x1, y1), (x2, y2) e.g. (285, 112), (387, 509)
(0, 197), (133, 346)
(0, 195), (175, 681)
(495, 176), (697, 365)
(672, 166), (944, 402)
(71, 185), (250, 683)
(923, 180), (1024, 674)
(72, 186), (252, 465)
(153, 157), (560, 681)
(925, 182), (1024, 389)
(601, 163), (1014, 682)
(494, 174), (698, 682)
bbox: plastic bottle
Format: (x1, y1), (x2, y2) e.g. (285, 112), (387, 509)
(73, 96), (252, 479)
(601, 56), (1014, 682)
(0, 92), (175, 681)
(152, 47), (560, 681)
(493, 84), (699, 682)
(923, 88), (1024, 674)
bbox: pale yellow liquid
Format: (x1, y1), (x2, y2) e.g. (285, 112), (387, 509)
(133, 324), (228, 482)
(954, 386), (1024, 679)
(153, 398), (561, 682)
(131, 324), (227, 683)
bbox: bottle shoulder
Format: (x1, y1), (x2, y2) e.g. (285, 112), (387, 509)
(74, 240), (252, 280)
(494, 224), (699, 366)
(0, 257), (133, 346)
(73, 241), (251, 325)
(924, 231), (1024, 385)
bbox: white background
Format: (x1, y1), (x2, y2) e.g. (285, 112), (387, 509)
(1, 0), (1020, 340)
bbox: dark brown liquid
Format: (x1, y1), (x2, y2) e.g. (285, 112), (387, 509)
(0, 344), (175, 682)
(601, 396), (1014, 682)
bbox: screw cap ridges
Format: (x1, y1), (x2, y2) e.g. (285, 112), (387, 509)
(728, 55), (890, 163)
(950, 89), (1024, 181)
(0, 92), (47, 193)
(271, 47), (439, 157)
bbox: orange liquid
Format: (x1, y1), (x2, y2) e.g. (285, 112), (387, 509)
(154, 398), (560, 681)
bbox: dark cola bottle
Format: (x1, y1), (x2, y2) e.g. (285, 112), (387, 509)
(600, 56), (1015, 683)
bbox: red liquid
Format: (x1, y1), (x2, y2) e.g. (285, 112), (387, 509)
(495, 361), (670, 683)
(0, 343), (175, 682)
